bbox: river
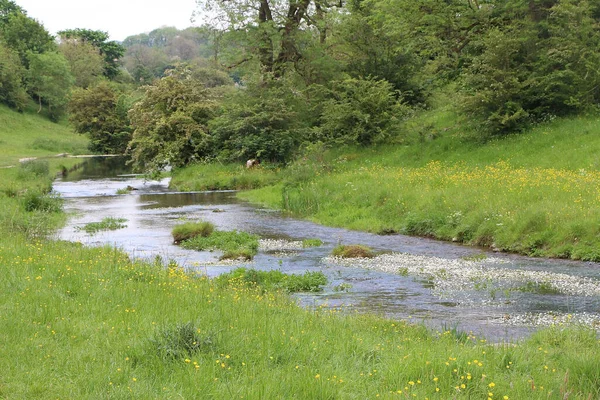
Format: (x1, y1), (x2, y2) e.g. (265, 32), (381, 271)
(53, 157), (600, 342)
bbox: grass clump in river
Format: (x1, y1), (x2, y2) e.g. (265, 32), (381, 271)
(172, 221), (215, 244)
(215, 268), (327, 293)
(302, 238), (323, 248)
(180, 229), (259, 260)
(78, 217), (127, 234)
(332, 244), (376, 258)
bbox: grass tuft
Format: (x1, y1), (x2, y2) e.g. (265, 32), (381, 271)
(332, 244), (376, 258)
(180, 229), (259, 260)
(78, 217), (127, 234)
(172, 221), (215, 244)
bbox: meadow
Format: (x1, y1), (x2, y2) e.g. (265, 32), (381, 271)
(1, 106), (600, 398)
(224, 113), (600, 261)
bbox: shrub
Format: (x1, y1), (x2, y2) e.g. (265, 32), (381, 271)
(331, 244), (375, 258)
(172, 221), (215, 244)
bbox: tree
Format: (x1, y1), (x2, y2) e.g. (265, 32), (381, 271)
(58, 29), (125, 79)
(26, 51), (74, 121)
(197, 0), (341, 77)
(69, 81), (132, 153)
(0, 40), (27, 110)
(1, 11), (55, 65)
(59, 40), (105, 88)
(127, 65), (220, 176)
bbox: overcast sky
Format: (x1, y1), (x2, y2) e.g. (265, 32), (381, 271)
(16, 0), (201, 41)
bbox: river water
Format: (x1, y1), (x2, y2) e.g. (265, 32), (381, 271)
(53, 157), (600, 342)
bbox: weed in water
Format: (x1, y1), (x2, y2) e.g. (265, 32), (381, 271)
(517, 281), (562, 295)
(333, 282), (353, 292)
(302, 238), (323, 248)
(461, 253), (488, 262)
(77, 217), (127, 234)
(181, 229), (259, 260)
(172, 221), (215, 244)
(331, 244), (376, 258)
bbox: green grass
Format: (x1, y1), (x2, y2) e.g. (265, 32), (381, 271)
(180, 229), (260, 260)
(236, 112), (600, 261)
(0, 104), (89, 166)
(214, 268), (328, 293)
(78, 217), (128, 234)
(172, 221), (215, 243)
(1, 105), (600, 398)
(170, 163), (280, 191)
(1, 236), (599, 399)
(302, 238), (323, 248)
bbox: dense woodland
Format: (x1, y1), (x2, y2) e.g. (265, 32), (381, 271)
(2, 0), (600, 175)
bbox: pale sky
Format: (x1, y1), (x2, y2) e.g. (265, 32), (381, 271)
(15, 0), (202, 42)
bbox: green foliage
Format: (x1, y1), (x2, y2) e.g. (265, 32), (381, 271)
(316, 77), (407, 145)
(68, 81), (133, 154)
(180, 229), (259, 260)
(215, 268), (327, 293)
(460, 0), (600, 134)
(127, 65), (220, 176)
(210, 80), (305, 163)
(172, 221), (215, 243)
(331, 244), (375, 258)
(170, 162), (280, 191)
(0, 10), (55, 65)
(0, 41), (27, 110)
(58, 40), (105, 88)
(78, 217), (127, 234)
(26, 51), (74, 121)
(58, 29), (125, 80)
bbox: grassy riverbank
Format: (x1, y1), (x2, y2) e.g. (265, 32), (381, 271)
(2, 106), (600, 398)
(1, 235), (599, 399)
(172, 113), (600, 261)
(0, 105), (88, 167)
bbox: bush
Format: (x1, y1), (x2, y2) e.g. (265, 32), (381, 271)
(172, 221), (215, 244)
(315, 77), (407, 146)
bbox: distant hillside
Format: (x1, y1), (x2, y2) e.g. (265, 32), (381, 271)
(0, 105), (89, 166)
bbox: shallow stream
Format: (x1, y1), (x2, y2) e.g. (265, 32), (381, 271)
(54, 157), (600, 342)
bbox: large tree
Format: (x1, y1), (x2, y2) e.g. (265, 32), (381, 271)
(58, 29), (125, 79)
(69, 81), (132, 153)
(26, 51), (74, 121)
(59, 40), (105, 88)
(127, 65), (221, 176)
(196, 0), (341, 77)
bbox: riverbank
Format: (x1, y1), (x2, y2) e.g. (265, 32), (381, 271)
(171, 114), (600, 262)
(1, 106), (599, 398)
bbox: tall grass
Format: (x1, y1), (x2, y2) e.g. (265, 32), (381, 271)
(170, 162), (280, 191)
(0, 237), (598, 399)
(240, 114), (600, 261)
